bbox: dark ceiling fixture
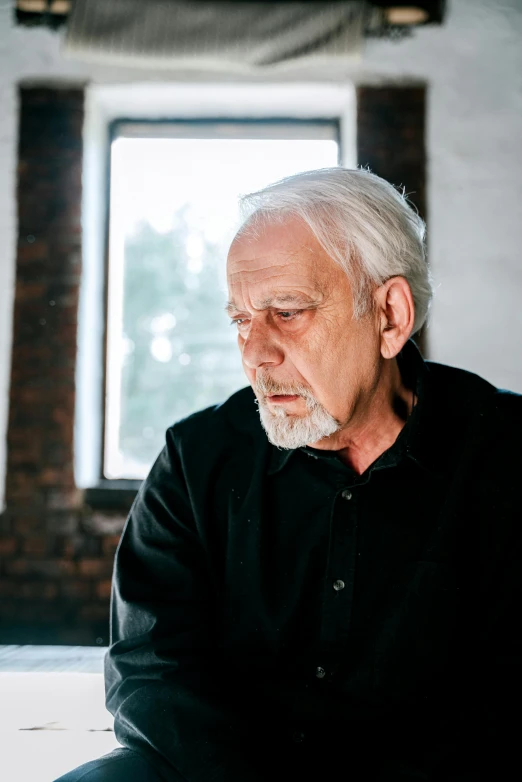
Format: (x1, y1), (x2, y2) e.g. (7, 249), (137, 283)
(367, 1), (445, 40)
(371, 1), (445, 25)
(15, 0), (446, 34)
(16, 0), (70, 28)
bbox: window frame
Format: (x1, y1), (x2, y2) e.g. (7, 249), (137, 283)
(101, 117), (342, 485)
(75, 83), (356, 502)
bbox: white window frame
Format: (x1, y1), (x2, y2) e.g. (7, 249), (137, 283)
(75, 82), (356, 489)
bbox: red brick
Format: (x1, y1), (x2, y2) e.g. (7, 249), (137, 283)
(16, 239), (49, 262)
(84, 512), (126, 536)
(1, 88), (128, 639)
(0, 537), (18, 556)
(96, 579), (113, 600)
(78, 559), (113, 578)
(14, 282), (48, 300)
(356, 86), (426, 221)
(8, 442), (42, 464)
(5, 474), (41, 495)
(22, 536), (48, 557)
(61, 537), (76, 559)
(39, 468), (74, 487)
(102, 535), (122, 557)
(47, 512), (79, 535)
(50, 407), (75, 427)
(19, 581), (58, 600)
(4, 559), (29, 576)
(61, 580), (92, 600)
(12, 516), (46, 535)
(5, 558), (77, 578)
(58, 534), (100, 559)
(46, 489), (83, 511)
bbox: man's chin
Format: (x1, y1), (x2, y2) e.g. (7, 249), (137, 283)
(258, 404), (340, 450)
(262, 427), (309, 450)
(261, 400), (308, 421)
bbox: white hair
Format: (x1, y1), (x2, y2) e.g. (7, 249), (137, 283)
(238, 167), (432, 334)
(254, 373), (340, 449)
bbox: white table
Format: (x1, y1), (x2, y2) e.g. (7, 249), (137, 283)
(0, 646), (119, 782)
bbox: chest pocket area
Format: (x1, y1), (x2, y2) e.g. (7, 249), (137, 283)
(372, 560), (459, 698)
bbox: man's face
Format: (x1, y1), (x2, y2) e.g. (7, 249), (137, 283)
(226, 217), (383, 448)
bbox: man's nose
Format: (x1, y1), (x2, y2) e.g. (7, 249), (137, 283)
(241, 322), (283, 370)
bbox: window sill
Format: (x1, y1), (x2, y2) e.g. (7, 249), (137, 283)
(84, 480), (141, 512)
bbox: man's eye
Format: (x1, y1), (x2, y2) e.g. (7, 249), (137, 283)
(231, 318), (250, 328)
(277, 310), (301, 321)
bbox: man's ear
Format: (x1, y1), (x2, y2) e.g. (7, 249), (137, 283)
(374, 277), (415, 359)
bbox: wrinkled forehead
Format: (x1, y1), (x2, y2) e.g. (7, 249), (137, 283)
(226, 217), (336, 305)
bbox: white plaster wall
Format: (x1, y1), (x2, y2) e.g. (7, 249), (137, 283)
(361, 0), (522, 395)
(1, 0), (522, 508)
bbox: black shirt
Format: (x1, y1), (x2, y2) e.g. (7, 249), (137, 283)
(105, 341), (522, 782)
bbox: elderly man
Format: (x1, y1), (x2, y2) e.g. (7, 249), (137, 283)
(58, 168), (521, 781)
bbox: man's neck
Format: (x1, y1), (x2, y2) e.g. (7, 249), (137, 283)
(309, 358), (415, 476)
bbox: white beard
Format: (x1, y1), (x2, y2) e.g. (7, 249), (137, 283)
(254, 376), (341, 449)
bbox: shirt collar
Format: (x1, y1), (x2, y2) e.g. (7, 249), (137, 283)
(267, 444), (295, 476)
(267, 339), (442, 478)
(396, 339), (442, 475)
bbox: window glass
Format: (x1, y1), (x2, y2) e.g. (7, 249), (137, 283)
(105, 122), (340, 479)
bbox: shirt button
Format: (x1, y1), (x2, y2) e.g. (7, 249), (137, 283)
(341, 489), (352, 500)
(292, 730), (305, 743)
(315, 666), (326, 679)
(333, 579), (345, 591)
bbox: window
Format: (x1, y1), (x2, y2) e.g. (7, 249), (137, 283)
(103, 120), (340, 480)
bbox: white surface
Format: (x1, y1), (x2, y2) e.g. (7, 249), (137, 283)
(2, 732), (120, 782)
(1, 0), (522, 508)
(0, 672), (118, 782)
(0, 644), (106, 672)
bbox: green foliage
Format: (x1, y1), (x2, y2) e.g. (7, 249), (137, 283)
(119, 212), (245, 470)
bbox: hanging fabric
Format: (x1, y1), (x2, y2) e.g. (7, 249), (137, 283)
(64, 0), (367, 69)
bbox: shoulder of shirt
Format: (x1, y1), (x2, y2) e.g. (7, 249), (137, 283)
(425, 358), (522, 435)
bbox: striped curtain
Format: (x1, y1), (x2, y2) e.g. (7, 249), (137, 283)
(64, 0), (367, 68)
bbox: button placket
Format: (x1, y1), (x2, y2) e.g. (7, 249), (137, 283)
(318, 485), (360, 655)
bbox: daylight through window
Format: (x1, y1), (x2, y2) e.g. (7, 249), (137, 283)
(105, 121), (340, 479)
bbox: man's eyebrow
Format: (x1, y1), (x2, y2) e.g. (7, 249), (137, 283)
(225, 301), (241, 315)
(225, 293), (322, 315)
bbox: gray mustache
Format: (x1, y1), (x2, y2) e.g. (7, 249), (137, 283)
(254, 375), (314, 401)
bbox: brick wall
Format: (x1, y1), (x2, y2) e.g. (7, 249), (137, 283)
(356, 85), (427, 351)
(356, 85), (426, 220)
(0, 88), (127, 645)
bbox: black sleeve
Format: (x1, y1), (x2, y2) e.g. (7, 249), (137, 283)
(426, 398), (522, 782)
(425, 537), (522, 782)
(474, 400), (522, 778)
(104, 427), (266, 782)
